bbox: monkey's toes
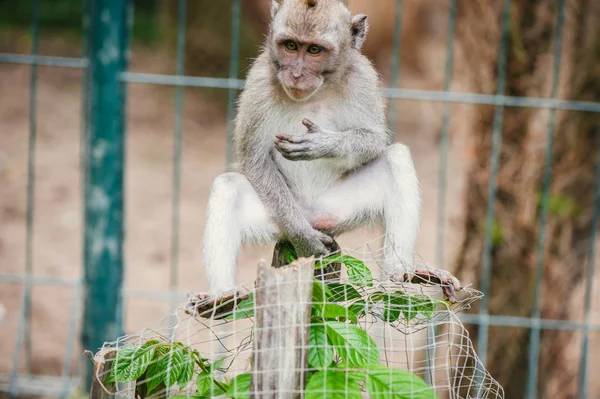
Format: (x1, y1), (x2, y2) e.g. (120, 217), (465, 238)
(186, 290), (250, 320)
(392, 268), (463, 304)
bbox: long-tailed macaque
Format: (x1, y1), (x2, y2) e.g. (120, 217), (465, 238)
(202, 0), (461, 303)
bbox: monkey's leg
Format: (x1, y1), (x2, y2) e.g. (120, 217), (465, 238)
(308, 144), (461, 301)
(382, 144), (462, 302)
(203, 172), (280, 296)
(311, 144), (421, 271)
(380, 143), (422, 275)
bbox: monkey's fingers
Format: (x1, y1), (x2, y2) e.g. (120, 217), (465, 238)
(302, 118), (321, 133)
(318, 232), (334, 246)
(275, 134), (306, 143)
(275, 141), (318, 161)
(186, 291), (250, 320)
(275, 141), (305, 154)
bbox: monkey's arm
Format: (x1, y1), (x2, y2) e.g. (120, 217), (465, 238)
(275, 118), (388, 169)
(240, 142), (334, 256)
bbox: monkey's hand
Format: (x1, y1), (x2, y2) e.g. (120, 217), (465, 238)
(391, 267), (463, 304)
(290, 227), (334, 258)
(275, 119), (338, 161)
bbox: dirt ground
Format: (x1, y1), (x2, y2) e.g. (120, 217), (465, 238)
(1, 37), (599, 396)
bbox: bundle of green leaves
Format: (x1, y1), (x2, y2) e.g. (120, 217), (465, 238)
(105, 249), (449, 399)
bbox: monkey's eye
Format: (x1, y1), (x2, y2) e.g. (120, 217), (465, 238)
(307, 44), (323, 55)
(284, 41), (298, 51)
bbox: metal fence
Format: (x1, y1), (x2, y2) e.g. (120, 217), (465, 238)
(0, 0), (599, 398)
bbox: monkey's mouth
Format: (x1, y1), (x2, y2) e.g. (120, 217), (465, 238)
(289, 88), (314, 99)
(282, 84), (321, 102)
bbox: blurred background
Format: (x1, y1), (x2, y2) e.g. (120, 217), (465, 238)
(0, 0), (599, 398)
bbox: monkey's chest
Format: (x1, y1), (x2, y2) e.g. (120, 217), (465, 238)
(278, 159), (341, 203)
(274, 110), (343, 204)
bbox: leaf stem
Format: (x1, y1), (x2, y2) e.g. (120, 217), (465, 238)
(193, 352), (228, 394)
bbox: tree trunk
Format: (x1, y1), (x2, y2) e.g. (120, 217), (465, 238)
(454, 1), (600, 397)
(251, 258), (315, 399)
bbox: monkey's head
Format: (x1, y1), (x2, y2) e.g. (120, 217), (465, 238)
(269, 0), (369, 102)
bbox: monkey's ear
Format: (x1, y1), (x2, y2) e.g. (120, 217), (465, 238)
(271, 0), (281, 19)
(351, 14), (369, 50)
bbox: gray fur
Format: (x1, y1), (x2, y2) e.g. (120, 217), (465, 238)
(203, 0), (424, 296)
(233, 1), (387, 257)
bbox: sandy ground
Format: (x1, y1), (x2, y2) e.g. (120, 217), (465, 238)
(0, 41), (598, 396)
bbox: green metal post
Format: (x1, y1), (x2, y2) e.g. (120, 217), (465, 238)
(82, 0), (130, 390)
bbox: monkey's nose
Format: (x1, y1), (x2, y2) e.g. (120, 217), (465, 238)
(292, 66), (304, 79)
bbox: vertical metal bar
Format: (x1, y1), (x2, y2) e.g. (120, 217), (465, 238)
(82, 0), (131, 390)
(23, 0), (40, 375)
(426, 0), (458, 387)
(226, 0), (241, 169)
(435, 0), (458, 272)
(386, 0), (403, 140)
(169, 0), (187, 319)
(579, 125), (600, 399)
(10, 0), (39, 393)
(64, 1), (93, 396)
(60, 283), (83, 399)
(477, 0), (511, 390)
(526, 3), (565, 398)
(81, 0), (92, 222)
(221, 0), (243, 358)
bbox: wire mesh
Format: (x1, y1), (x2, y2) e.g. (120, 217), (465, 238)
(93, 242), (503, 399)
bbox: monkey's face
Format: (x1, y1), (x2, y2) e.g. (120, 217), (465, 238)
(268, 0), (368, 102)
(274, 38), (333, 101)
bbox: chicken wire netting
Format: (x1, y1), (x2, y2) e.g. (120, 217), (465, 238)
(90, 240), (504, 399)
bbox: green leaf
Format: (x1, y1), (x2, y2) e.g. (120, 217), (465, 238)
(398, 295), (419, 322)
(369, 292), (385, 303)
(196, 358), (228, 396)
(308, 325), (334, 370)
(162, 346), (186, 388)
(304, 371), (363, 399)
(325, 321), (379, 367)
(196, 371), (220, 396)
(380, 294), (401, 322)
(416, 296), (436, 319)
(107, 346), (136, 382)
(282, 242), (298, 264)
(224, 294), (255, 320)
(196, 372), (211, 395)
(144, 357), (166, 395)
(312, 280), (333, 306)
(177, 351), (195, 389)
(319, 255), (373, 287)
(209, 357), (226, 372)
(110, 344), (156, 383)
(227, 373), (252, 399)
(326, 283), (363, 302)
(321, 304), (358, 323)
(348, 300), (367, 318)
(316, 254), (344, 270)
(375, 292), (421, 322)
(365, 365), (438, 399)
(139, 340), (162, 354)
(168, 396), (209, 399)
(343, 256), (373, 287)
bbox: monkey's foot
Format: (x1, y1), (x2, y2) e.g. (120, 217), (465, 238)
(391, 267), (463, 304)
(185, 290), (250, 320)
